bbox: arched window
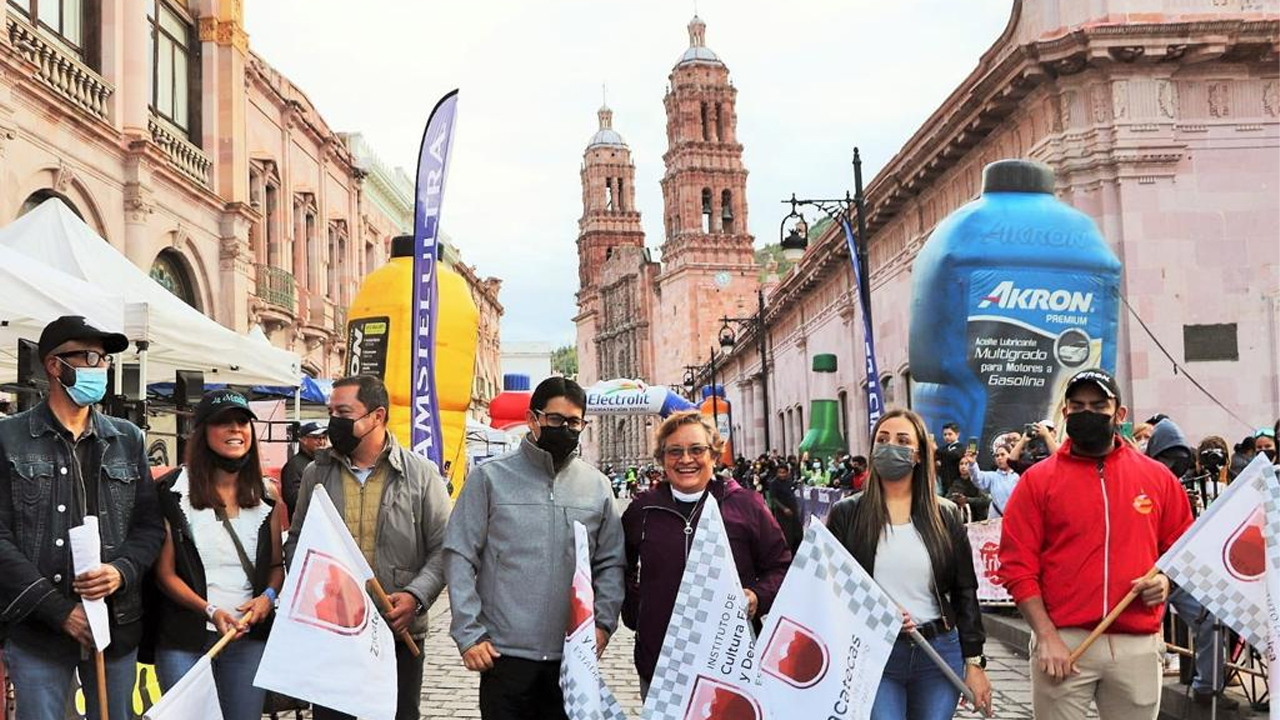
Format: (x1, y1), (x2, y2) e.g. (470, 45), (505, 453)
(715, 103), (724, 141)
(149, 248), (199, 309)
(701, 188), (713, 233)
(604, 178), (614, 211)
(700, 102), (710, 141)
(882, 375), (895, 407)
(720, 190), (734, 233)
(19, 189), (83, 220)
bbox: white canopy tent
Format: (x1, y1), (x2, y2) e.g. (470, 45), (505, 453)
(0, 199), (301, 387)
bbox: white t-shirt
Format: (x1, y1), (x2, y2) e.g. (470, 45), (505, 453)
(873, 521), (943, 625)
(173, 469), (272, 630)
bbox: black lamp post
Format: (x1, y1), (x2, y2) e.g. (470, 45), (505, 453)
(718, 287), (771, 453)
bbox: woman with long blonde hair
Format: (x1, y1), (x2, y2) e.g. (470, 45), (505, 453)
(826, 409), (991, 719)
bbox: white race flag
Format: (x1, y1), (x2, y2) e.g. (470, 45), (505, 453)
(142, 656), (223, 720)
(643, 494), (767, 720)
(1261, 465), (1280, 720)
(756, 521), (900, 720)
(1156, 455), (1279, 647)
(966, 519), (1012, 604)
(561, 521), (629, 720)
(68, 515), (110, 651)
(254, 486), (396, 720)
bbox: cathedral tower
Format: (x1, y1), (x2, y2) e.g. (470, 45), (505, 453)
(653, 16), (758, 387)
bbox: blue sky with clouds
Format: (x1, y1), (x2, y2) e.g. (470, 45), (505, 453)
(244, 0), (1013, 348)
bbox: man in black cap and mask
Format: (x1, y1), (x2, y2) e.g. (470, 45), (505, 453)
(286, 374), (451, 720)
(280, 420), (327, 518)
(444, 376), (624, 720)
(0, 316), (163, 720)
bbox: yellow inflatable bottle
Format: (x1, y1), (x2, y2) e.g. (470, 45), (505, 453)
(345, 235), (478, 496)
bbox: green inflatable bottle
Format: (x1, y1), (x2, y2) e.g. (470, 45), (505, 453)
(798, 353), (847, 464)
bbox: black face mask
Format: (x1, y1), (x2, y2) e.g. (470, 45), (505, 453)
(1159, 453), (1193, 479)
(1261, 448), (1278, 463)
(535, 424), (580, 463)
(1066, 411), (1115, 455)
(328, 413), (372, 458)
(214, 453), (251, 474)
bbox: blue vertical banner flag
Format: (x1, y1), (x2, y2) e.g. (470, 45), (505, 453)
(840, 218), (885, 438)
(410, 90), (459, 466)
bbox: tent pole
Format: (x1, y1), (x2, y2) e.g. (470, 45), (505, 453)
(294, 386), (301, 422)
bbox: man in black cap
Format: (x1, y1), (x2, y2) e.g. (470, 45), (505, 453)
(0, 316), (164, 720)
(280, 419), (328, 518)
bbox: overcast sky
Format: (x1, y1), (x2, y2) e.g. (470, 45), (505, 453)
(244, 1), (1013, 348)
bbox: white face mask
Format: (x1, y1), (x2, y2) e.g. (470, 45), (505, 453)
(670, 486), (707, 502)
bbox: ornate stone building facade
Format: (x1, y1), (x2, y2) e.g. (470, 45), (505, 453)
(575, 17), (759, 468)
(714, 0), (1279, 457)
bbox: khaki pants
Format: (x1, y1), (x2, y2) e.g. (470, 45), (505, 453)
(1030, 628), (1163, 720)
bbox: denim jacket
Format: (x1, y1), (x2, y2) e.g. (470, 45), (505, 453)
(0, 402), (164, 656)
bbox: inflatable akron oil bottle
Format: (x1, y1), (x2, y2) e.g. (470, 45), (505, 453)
(908, 159), (1120, 465)
(700, 385), (733, 467)
(345, 235), (478, 495)
(798, 353), (846, 463)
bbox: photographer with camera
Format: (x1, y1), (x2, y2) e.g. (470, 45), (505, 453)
(1008, 421), (1059, 474)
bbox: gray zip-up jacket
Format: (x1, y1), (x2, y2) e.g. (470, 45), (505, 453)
(444, 437), (625, 661)
(285, 433), (450, 638)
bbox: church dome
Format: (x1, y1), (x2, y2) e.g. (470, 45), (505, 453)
(676, 15), (723, 67)
(587, 104), (627, 149)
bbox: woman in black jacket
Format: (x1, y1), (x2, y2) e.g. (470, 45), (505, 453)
(153, 390), (283, 720)
(826, 409), (991, 719)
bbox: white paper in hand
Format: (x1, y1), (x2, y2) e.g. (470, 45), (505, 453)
(68, 515), (110, 651)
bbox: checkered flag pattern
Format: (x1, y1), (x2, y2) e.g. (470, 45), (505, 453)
(1262, 465), (1280, 708)
(805, 522), (902, 649)
(643, 496), (753, 719)
(561, 671), (628, 720)
(561, 521), (630, 720)
(1158, 457), (1276, 648)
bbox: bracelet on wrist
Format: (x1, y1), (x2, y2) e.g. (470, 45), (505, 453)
(204, 603), (217, 620)
(264, 587), (278, 604)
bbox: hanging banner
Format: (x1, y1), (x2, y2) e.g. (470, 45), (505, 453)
(254, 486), (397, 720)
(757, 521), (900, 720)
(410, 90), (459, 466)
(1156, 456), (1279, 648)
(561, 522), (629, 720)
(966, 519), (1012, 604)
(643, 495), (766, 720)
(840, 219), (884, 437)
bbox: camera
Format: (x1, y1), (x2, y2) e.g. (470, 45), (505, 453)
(1024, 423), (1038, 438)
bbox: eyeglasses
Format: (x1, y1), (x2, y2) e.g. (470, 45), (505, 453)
(56, 350), (111, 368)
(534, 410), (588, 431)
(663, 445), (711, 460)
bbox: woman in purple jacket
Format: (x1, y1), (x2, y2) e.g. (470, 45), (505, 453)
(620, 411), (792, 696)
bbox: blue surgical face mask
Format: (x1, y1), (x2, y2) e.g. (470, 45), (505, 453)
(58, 361), (108, 407)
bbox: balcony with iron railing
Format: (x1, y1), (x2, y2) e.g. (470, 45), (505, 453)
(5, 12), (113, 121)
(149, 115), (212, 189)
(255, 263), (296, 313)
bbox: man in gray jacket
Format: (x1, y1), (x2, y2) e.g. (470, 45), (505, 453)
(445, 377), (625, 720)
(287, 374), (450, 720)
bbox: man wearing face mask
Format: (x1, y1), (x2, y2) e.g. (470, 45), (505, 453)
(0, 316), (164, 720)
(285, 374), (451, 720)
(999, 368), (1193, 720)
(444, 377), (624, 720)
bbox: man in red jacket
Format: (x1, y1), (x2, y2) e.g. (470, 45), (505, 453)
(999, 368), (1192, 720)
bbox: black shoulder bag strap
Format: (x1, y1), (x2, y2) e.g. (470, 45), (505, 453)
(213, 506), (256, 585)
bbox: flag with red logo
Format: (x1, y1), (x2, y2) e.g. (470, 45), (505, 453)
(643, 494), (768, 720)
(1156, 455), (1279, 648)
(254, 486), (396, 720)
(561, 521), (628, 720)
(967, 519), (1012, 604)
(756, 520), (900, 720)
(1261, 468), (1280, 720)
(142, 656), (222, 720)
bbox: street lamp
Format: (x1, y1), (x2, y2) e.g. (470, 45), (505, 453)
(718, 288), (772, 453)
(779, 194), (810, 261)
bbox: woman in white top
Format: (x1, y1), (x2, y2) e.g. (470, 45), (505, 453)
(826, 409), (992, 719)
(153, 390), (283, 720)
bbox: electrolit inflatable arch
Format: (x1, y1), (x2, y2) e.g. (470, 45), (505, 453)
(346, 236), (479, 497)
(585, 379), (698, 418)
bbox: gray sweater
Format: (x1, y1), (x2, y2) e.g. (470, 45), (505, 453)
(444, 437), (625, 661)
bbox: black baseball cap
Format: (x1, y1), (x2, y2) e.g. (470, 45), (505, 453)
(38, 315), (128, 360)
(298, 420), (327, 437)
(193, 389), (257, 426)
(1065, 368), (1121, 403)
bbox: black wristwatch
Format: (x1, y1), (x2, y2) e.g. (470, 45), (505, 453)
(965, 655), (988, 669)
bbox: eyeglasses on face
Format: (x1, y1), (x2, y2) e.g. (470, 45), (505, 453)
(57, 350), (111, 368)
(663, 444), (711, 460)
(534, 410), (588, 431)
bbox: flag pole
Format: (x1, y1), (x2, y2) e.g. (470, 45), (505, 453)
(904, 628), (981, 711)
(1068, 566), (1159, 663)
(205, 610), (256, 662)
(366, 578), (422, 658)
(93, 650), (108, 718)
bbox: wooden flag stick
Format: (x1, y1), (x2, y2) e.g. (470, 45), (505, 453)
(205, 609), (255, 662)
(367, 578), (421, 658)
(1068, 566), (1159, 663)
(93, 650), (108, 719)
